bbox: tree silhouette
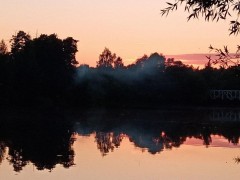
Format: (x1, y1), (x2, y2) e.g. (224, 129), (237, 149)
(62, 37), (79, 69)
(135, 54), (148, 69)
(2, 31), (240, 107)
(0, 40), (8, 55)
(206, 45), (240, 68)
(161, 0), (240, 35)
(114, 56), (124, 69)
(133, 53), (165, 71)
(0, 40), (10, 101)
(10, 31), (31, 57)
(30, 33), (78, 98)
(0, 40), (9, 81)
(1, 31), (79, 105)
(165, 58), (175, 67)
(147, 52), (166, 71)
(97, 48), (117, 69)
(162, 1), (240, 68)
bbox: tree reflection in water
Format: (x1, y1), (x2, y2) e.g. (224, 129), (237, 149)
(1, 108), (240, 172)
(90, 120), (240, 155)
(0, 108), (76, 172)
(95, 132), (124, 156)
(0, 142), (6, 164)
(75, 108), (240, 155)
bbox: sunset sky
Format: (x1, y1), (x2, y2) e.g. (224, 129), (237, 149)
(1, 0), (239, 67)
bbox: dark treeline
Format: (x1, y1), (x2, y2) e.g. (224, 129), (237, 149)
(0, 31), (78, 106)
(1, 31), (240, 107)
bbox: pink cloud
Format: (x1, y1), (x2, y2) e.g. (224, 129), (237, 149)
(166, 54), (211, 68)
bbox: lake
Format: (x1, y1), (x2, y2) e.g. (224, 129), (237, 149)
(0, 107), (240, 180)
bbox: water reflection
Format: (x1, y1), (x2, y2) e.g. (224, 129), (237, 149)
(76, 120), (240, 155)
(0, 142), (6, 164)
(0, 108), (240, 172)
(95, 132), (124, 156)
(0, 109), (75, 172)
(75, 108), (240, 155)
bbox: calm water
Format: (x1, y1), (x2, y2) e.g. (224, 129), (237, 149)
(0, 108), (240, 180)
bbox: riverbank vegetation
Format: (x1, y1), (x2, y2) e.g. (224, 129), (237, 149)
(0, 31), (240, 107)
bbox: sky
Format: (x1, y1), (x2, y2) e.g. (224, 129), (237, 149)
(1, 0), (239, 67)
